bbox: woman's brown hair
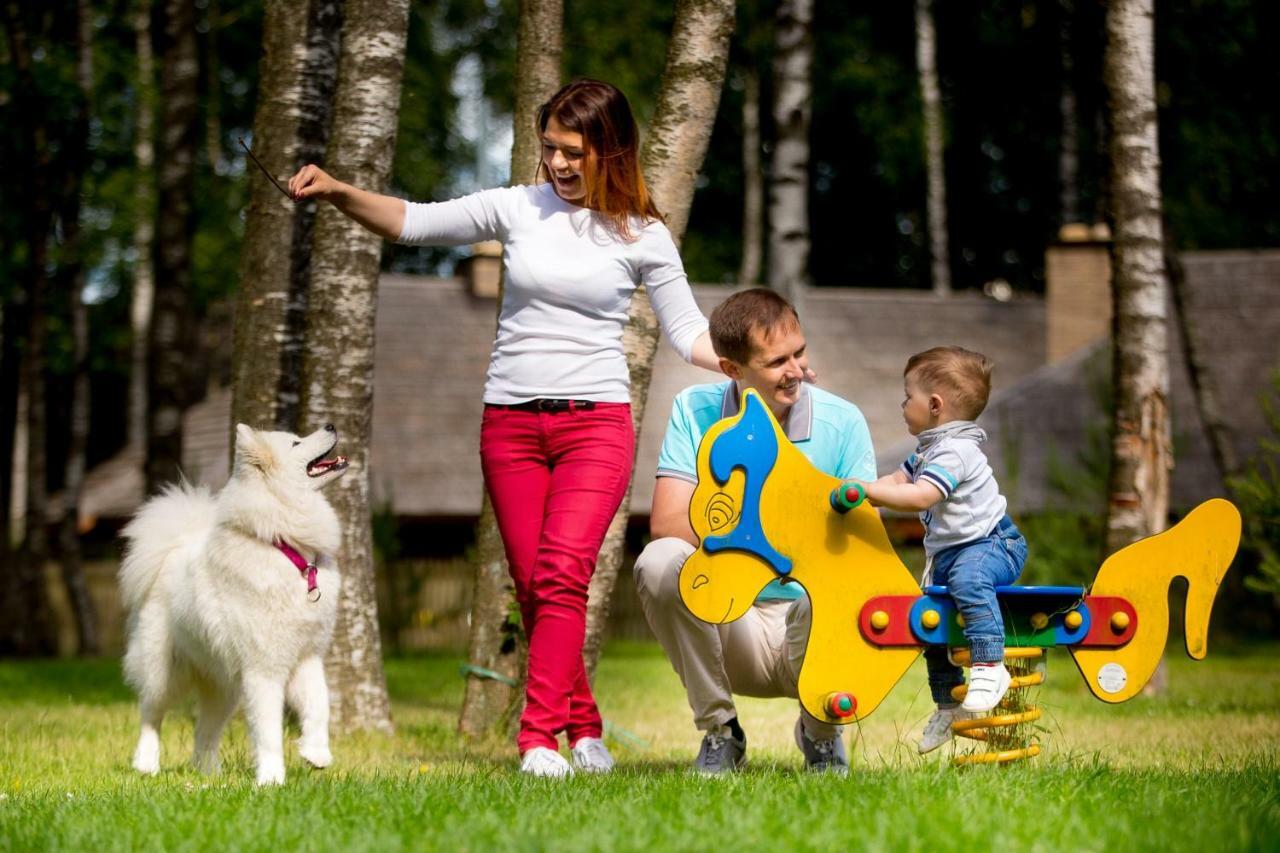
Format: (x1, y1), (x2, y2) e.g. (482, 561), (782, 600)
(537, 79), (663, 240)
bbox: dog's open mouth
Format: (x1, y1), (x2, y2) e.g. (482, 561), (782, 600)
(307, 448), (349, 477)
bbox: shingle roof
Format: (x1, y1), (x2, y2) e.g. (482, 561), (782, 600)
(78, 250), (1279, 525)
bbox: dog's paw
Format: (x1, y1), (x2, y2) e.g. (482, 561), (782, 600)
(191, 751), (222, 775)
(132, 745), (160, 776)
(297, 740), (333, 769)
(255, 759), (286, 786)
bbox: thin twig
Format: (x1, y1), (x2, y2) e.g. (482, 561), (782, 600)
(238, 137), (293, 200)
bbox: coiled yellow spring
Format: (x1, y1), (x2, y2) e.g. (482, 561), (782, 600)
(948, 647), (1044, 766)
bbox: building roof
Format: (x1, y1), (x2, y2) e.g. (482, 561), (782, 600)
(78, 250), (1280, 526)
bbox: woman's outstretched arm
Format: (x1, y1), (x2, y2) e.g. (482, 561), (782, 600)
(288, 164), (405, 241)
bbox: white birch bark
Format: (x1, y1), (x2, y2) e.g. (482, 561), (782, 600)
(738, 68), (763, 286)
(916, 0), (950, 294)
(583, 0), (736, 680)
(1103, 0), (1171, 554)
(146, 0), (199, 494)
(1059, 0), (1080, 226)
(300, 0), (409, 733)
(231, 0), (341, 436)
(767, 0), (812, 303)
(128, 0), (155, 451)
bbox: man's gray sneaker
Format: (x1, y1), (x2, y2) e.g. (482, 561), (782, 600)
(694, 729), (746, 774)
(793, 717), (848, 775)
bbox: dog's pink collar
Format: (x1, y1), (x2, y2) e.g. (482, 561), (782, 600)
(275, 540), (321, 602)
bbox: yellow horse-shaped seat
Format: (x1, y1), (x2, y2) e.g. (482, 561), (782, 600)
(678, 389), (922, 722)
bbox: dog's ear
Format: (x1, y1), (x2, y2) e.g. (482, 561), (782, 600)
(234, 423), (274, 472)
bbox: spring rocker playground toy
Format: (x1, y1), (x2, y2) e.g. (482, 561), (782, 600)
(679, 389), (1242, 765)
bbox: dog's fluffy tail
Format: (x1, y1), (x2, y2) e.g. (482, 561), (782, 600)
(119, 481), (217, 613)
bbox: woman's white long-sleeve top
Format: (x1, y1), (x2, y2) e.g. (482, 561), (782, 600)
(398, 183), (709, 405)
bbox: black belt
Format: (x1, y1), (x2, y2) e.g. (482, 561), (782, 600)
(488, 398), (596, 413)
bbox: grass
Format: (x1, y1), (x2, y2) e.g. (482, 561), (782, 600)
(2, 641), (1279, 851)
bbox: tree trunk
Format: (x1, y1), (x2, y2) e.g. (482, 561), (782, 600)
(1103, 0), (1171, 556)
(738, 68), (763, 287)
(57, 0), (101, 656)
(582, 0), (736, 682)
(230, 0), (341, 436)
(300, 0), (409, 734)
(1166, 232), (1238, 487)
(128, 0), (156, 452)
(0, 301), (20, 553)
(0, 0), (58, 655)
(458, 0), (562, 740)
(916, 0), (950, 295)
(146, 0), (200, 495)
(767, 0), (811, 302)
(1058, 0), (1080, 226)
(201, 0), (224, 173)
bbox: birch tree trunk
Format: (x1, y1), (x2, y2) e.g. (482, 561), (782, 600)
(231, 0), (341, 435)
(146, 0), (199, 495)
(0, 302), (19, 555)
(1058, 0), (1080, 226)
(767, 0), (812, 302)
(916, 0), (950, 295)
(459, 0), (561, 740)
(0, 0), (58, 655)
(128, 0), (156, 451)
(738, 68), (763, 287)
(1102, 0), (1171, 555)
(1167, 236), (1238, 487)
(57, 0), (100, 655)
(582, 0), (736, 681)
(300, 0), (409, 734)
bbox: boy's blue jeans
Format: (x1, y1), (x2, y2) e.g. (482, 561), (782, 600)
(925, 515), (1028, 705)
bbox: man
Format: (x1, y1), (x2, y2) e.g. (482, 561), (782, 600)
(634, 288), (876, 774)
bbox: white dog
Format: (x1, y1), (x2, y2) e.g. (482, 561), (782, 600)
(120, 422), (348, 785)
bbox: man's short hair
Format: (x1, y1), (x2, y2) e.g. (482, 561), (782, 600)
(709, 288), (801, 364)
(905, 346), (994, 420)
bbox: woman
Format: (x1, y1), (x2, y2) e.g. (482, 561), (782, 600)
(289, 80), (721, 777)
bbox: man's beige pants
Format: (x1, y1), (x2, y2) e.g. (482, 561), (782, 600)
(633, 537), (838, 740)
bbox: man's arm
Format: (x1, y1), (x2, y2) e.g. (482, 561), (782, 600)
(650, 477), (698, 546)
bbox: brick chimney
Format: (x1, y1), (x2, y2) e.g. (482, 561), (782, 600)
(1045, 223), (1112, 362)
(462, 241), (502, 298)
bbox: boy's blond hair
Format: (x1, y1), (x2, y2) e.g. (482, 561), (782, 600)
(905, 346), (993, 421)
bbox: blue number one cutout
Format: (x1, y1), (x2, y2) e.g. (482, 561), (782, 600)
(702, 393), (793, 576)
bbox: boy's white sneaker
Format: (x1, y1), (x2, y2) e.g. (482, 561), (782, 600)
(961, 664), (1012, 713)
(570, 737), (615, 774)
(918, 706), (963, 754)
(520, 747), (574, 778)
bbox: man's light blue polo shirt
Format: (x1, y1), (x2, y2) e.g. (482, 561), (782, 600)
(655, 381), (877, 601)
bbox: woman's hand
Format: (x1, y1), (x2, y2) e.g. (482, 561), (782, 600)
(288, 164), (344, 203)
(286, 164), (406, 241)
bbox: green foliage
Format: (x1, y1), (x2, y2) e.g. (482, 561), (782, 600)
(1231, 373), (1280, 601)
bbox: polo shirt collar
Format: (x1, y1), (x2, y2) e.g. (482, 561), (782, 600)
(720, 381), (814, 442)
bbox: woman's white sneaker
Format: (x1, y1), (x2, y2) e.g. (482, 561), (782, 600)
(520, 746), (574, 778)
(570, 737), (615, 774)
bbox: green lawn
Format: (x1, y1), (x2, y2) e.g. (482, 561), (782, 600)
(2, 641), (1278, 851)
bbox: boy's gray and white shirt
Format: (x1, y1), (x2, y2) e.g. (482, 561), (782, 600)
(900, 420), (1007, 557)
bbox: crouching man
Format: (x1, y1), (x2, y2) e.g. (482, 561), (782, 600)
(634, 288), (876, 774)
